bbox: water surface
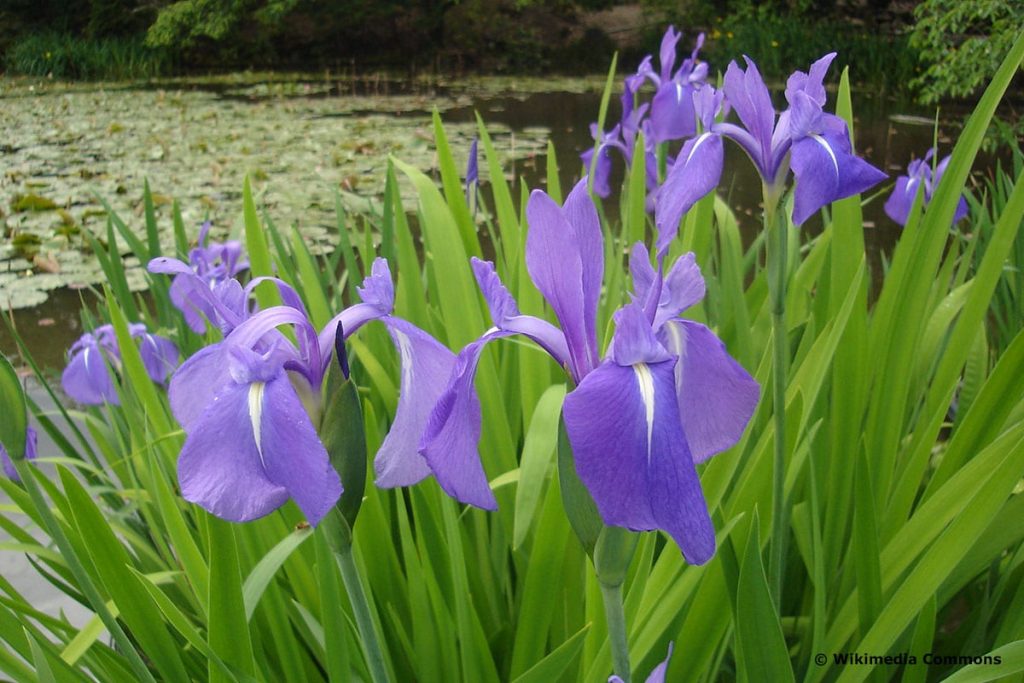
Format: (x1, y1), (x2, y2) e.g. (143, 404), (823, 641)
(1, 73), (960, 367)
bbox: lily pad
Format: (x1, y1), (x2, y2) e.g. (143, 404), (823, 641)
(0, 73), (564, 308)
(10, 193), (59, 212)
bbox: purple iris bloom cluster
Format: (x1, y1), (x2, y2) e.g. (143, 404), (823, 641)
(420, 179), (759, 564)
(582, 27), (887, 234)
(165, 259), (460, 526)
(884, 148), (969, 227)
(656, 52), (887, 235)
(148, 222), (250, 334)
(582, 26), (706, 202)
(1, 426), (37, 482)
(61, 323), (179, 406)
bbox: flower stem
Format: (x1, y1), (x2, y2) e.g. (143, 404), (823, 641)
(600, 580), (631, 682)
(335, 543), (391, 683)
(766, 199), (790, 609)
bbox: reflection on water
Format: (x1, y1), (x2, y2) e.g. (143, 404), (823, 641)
(2, 287), (90, 371)
(1, 77), (974, 368)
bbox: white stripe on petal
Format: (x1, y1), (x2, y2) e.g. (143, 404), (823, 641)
(633, 363), (656, 464)
(686, 132), (714, 164)
(394, 329), (414, 388)
(811, 134), (839, 177)
(248, 382), (267, 468)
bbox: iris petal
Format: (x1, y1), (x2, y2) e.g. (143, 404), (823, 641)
(257, 375), (342, 525)
(472, 257), (571, 366)
(137, 333), (179, 384)
(419, 333), (507, 510)
(791, 121), (886, 225)
(169, 344), (234, 431)
(1, 427), (37, 481)
(178, 371), (341, 525)
(581, 146), (615, 199)
(563, 359), (716, 564)
(650, 80), (696, 143)
(562, 179), (605, 367)
(526, 184), (599, 380)
(660, 320), (759, 463)
(61, 345), (119, 405)
(884, 176), (915, 226)
(374, 318), (457, 488)
(631, 246), (707, 328)
(723, 57), (775, 169)
(177, 381), (290, 522)
(655, 131), (724, 252)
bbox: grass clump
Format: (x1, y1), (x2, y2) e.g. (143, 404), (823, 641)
(5, 32), (172, 80)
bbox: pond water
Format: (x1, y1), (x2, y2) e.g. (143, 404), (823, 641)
(1, 72), (957, 369)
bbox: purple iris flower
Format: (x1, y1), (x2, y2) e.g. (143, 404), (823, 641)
(642, 31), (707, 144)
(1, 427), (37, 482)
(884, 149), (969, 227)
(148, 222), (250, 334)
(420, 179), (759, 563)
(169, 258), (457, 525)
(61, 323), (179, 406)
(656, 54), (887, 242)
(581, 123), (629, 198)
(583, 27), (705, 198)
(582, 108), (663, 202)
(609, 642), (673, 683)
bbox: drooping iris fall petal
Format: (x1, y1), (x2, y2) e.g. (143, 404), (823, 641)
(419, 333), (504, 511)
(884, 150), (969, 227)
(660, 320), (761, 463)
(61, 342), (119, 405)
(790, 119), (887, 225)
(177, 349), (341, 525)
(374, 318), (457, 489)
(564, 307), (716, 565)
(655, 131), (724, 251)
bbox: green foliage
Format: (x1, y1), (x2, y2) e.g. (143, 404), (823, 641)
(910, 0), (1022, 104)
(144, 0), (299, 49)
(958, 143), (1024, 355)
(1, 30), (1024, 683)
(5, 31), (171, 79)
(701, 5), (919, 93)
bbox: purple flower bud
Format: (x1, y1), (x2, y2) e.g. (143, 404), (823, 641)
(1, 427), (37, 482)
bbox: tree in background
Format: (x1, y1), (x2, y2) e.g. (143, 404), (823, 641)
(144, 0), (296, 48)
(910, 0), (1021, 104)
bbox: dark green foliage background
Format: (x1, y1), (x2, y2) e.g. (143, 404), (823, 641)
(1, 0), (1014, 107)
